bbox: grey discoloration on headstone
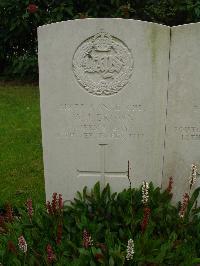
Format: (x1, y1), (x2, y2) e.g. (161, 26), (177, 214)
(38, 19), (170, 201)
(163, 23), (200, 202)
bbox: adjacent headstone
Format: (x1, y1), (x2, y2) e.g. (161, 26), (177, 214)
(38, 19), (170, 200)
(163, 23), (200, 201)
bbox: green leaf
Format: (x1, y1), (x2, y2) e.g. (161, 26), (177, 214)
(109, 256), (115, 266)
(187, 187), (200, 215)
(192, 258), (200, 263)
(101, 183), (111, 202)
(12, 258), (21, 266)
(91, 246), (97, 255)
(83, 186), (88, 201)
(76, 191), (82, 200)
(90, 261), (96, 266)
(81, 214), (88, 227)
(67, 240), (78, 251)
(93, 182), (101, 200)
(65, 6), (74, 16)
(79, 248), (90, 256)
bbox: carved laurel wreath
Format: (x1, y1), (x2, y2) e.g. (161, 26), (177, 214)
(72, 32), (134, 96)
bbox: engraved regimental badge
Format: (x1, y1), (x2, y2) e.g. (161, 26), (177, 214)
(72, 32), (133, 96)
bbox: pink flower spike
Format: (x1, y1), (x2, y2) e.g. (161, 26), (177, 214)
(18, 235), (27, 253)
(126, 239), (134, 260)
(46, 201), (53, 215)
(58, 194), (63, 209)
(179, 193), (190, 218)
(5, 204), (13, 222)
(27, 4), (38, 13)
(83, 229), (93, 248)
(142, 181), (149, 205)
(166, 176), (173, 194)
(46, 244), (56, 263)
(56, 224), (63, 245)
(141, 207), (151, 233)
(26, 199), (33, 219)
(189, 163), (198, 190)
(8, 240), (17, 255)
(52, 193), (58, 214)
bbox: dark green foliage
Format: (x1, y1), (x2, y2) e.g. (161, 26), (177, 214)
(0, 0), (200, 80)
(1, 182), (200, 265)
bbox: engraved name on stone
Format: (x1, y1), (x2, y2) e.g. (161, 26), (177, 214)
(58, 103), (144, 139)
(174, 126), (200, 141)
(72, 32), (134, 96)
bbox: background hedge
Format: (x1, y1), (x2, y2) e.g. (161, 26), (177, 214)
(1, 0), (200, 81)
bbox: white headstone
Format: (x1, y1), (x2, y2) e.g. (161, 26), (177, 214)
(163, 23), (200, 201)
(38, 19), (170, 200)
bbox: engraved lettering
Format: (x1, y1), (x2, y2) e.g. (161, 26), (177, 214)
(175, 126), (200, 141)
(59, 103), (144, 139)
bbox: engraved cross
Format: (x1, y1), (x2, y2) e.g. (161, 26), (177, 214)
(77, 144), (128, 187)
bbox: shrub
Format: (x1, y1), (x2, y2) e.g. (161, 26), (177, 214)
(1, 0), (200, 81)
(1, 181), (200, 265)
(4, 53), (38, 81)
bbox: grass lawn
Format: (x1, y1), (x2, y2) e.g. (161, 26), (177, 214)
(0, 83), (45, 206)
